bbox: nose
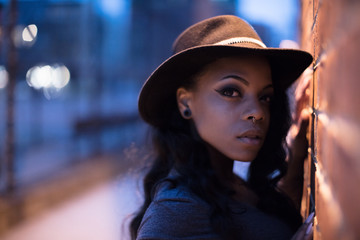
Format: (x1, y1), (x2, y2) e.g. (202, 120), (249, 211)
(242, 97), (265, 122)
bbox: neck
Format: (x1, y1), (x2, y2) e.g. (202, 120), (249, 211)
(206, 145), (259, 205)
(206, 145), (235, 183)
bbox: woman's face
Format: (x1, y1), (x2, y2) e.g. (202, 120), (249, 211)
(177, 56), (273, 162)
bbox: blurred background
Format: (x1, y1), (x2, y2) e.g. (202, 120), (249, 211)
(0, 0), (302, 239)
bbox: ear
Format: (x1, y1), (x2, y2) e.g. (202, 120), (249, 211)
(176, 87), (193, 119)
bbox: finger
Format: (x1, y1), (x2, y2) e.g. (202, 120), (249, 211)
(290, 212), (314, 240)
(303, 212), (315, 240)
(291, 108), (310, 140)
(298, 108), (311, 133)
(295, 68), (312, 100)
(305, 212), (315, 224)
(305, 223), (314, 240)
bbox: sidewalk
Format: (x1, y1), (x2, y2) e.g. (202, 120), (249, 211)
(1, 160), (249, 240)
(2, 173), (142, 240)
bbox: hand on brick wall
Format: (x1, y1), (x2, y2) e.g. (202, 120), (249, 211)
(291, 211), (314, 240)
(288, 67), (312, 149)
(279, 68), (312, 210)
(288, 68), (312, 162)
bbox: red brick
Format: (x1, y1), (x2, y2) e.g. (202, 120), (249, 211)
(299, 0), (314, 52)
(300, 0), (360, 239)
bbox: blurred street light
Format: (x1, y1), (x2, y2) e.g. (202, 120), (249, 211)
(26, 64), (71, 99)
(13, 24), (38, 47)
(22, 24), (38, 43)
(26, 64), (70, 90)
(0, 66), (9, 89)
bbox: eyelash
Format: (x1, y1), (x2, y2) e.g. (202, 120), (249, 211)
(260, 95), (273, 104)
(215, 87), (273, 103)
(215, 87), (242, 98)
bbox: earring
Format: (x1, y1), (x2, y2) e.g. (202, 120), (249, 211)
(183, 108), (192, 118)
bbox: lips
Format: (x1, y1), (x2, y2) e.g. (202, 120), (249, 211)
(238, 129), (264, 139)
(237, 129), (264, 145)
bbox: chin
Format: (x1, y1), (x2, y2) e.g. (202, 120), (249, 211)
(230, 151), (258, 162)
(234, 158), (254, 163)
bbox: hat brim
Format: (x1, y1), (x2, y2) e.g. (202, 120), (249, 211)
(138, 44), (313, 127)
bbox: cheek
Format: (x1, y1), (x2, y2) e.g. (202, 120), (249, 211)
(193, 113), (231, 158)
(191, 96), (235, 148)
(191, 95), (230, 132)
(192, 103), (215, 136)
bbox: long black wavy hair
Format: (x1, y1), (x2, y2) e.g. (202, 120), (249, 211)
(130, 57), (302, 239)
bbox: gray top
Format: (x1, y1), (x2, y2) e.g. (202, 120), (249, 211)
(137, 182), (293, 240)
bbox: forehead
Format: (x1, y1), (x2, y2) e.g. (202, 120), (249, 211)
(193, 55), (272, 87)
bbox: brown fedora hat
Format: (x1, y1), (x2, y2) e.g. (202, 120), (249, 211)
(138, 15), (313, 127)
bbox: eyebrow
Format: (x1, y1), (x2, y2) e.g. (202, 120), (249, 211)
(263, 84), (274, 90)
(221, 75), (249, 86)
(221, 75), (274, 90)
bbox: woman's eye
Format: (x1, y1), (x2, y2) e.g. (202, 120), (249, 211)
(261, 95), (273, 103)
(216, 87), (241, 97)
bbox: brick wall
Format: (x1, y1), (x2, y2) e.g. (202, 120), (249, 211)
(299, 0), (360, 239)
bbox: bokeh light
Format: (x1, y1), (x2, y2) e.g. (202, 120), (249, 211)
(26, 64), (71, 98)
(22, 24), (38, 43)
(13, 24), (38, 47)
(52, 65), (71, 89)
(0, 66), (9, 89)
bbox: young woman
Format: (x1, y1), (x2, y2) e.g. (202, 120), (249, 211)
(131, 15), (313, 240)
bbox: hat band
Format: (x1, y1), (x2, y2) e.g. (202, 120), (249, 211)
(214, 37), (266, 48)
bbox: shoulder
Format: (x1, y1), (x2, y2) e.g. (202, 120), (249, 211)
(137, 182), (219, 240)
